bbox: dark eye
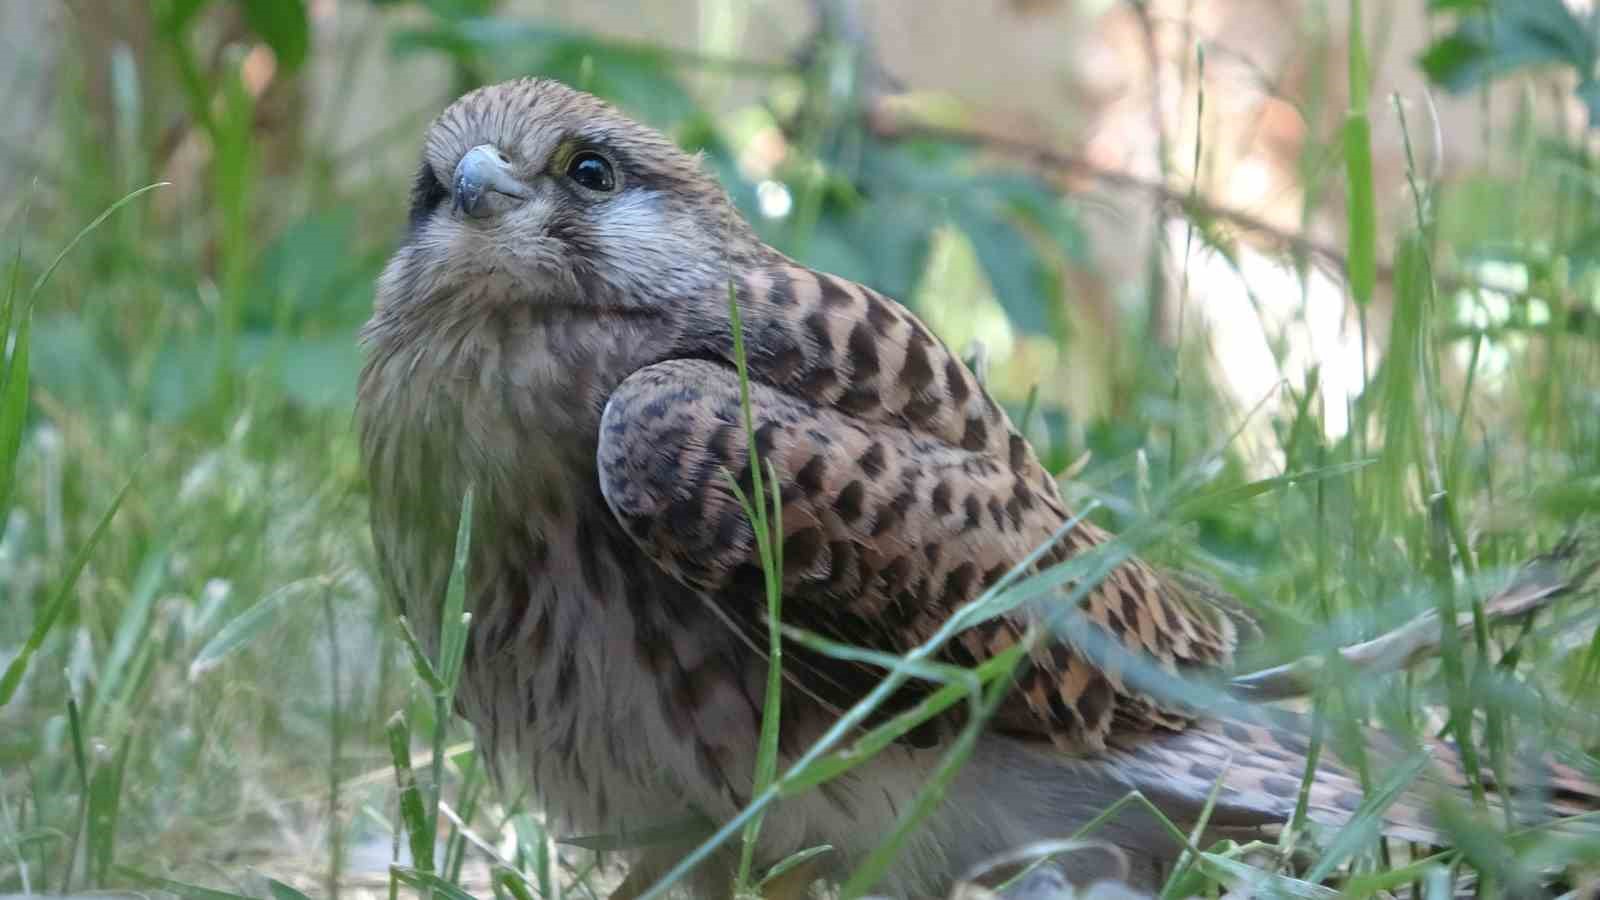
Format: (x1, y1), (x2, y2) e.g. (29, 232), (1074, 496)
(566, 151), (616, 193)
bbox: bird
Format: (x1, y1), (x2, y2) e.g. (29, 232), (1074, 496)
(355, 78), (1598, 898)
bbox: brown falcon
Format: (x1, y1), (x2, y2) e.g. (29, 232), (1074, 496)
(357, 78), (1597, 897)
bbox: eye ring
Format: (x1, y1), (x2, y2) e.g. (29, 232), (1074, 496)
(565, 150), (617, 193)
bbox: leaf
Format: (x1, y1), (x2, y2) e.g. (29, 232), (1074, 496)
(389, 865), (480, 900)
(1579, 80), (1600, 127)
(396, 615), (445, 692)
(949, 173), (1080, 336)
(238, 334), (362, 411)
(188, 577), (321, 679)
(28, 315), (131, 417)
(267, 879), (314, 900)
(117, 867), (256, 900)
(760, 845), (834, 888)
(1418, 33), (1493, 89)
(238, 0), (310, 72)
(386, 712), (436, 873)
(1420, 0), (1594, 105)
(494, 866), (540, 900)
(158, 0), (212, 32)
(245, 209), (372, 329)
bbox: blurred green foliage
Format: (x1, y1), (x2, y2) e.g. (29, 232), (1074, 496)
(1421, 0), (1600, 122)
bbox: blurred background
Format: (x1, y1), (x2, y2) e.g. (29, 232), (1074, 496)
(3, 0), (1599, 896)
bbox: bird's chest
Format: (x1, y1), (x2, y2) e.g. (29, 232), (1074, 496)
(361, 347), (766, 833)
(360, 318), (771, 832)
(449, 497), (761, 824)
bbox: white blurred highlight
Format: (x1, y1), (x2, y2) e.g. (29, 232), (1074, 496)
(1169, 220), (1366, 449)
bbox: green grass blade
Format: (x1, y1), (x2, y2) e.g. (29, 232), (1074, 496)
(1198, 852), (1340, 898)
(0, 216), (24, 352)
(88, 733), (132, 885)
(94, 547), (167, 717)
(494, 865), (539, 900)
(1344, 0), (1377, 306)
(1306, 749), (1430, 881)
(29, 182), (169, 299)
(779, 625), (982, 689)
(759, 845), (833, 888)
(438, 486), (474, 695)
(116, 867), (256, 900)
(390, 865), (480, 900)
(61, 694), (89, 893)
(0, 477), (134, 706)
(188, 576), (320, 679)
(839, 659), (1019, 899)
(396, 615), (446, 693)
(726, 277), (786, 891)
(781, 645), (1026, 794)
(267, 878), (315, 900)
(426, 485), (476, 874)
(386, 712), (435, 875)
(1159, 757), (1230, 900)
(0, 302), (31, 524)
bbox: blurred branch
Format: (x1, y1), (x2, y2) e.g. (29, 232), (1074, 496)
(1440, 306), (1600, 342)
(1125, 0), (1173, 176)
(800, 0), (901, 97)
(865, 105), (1594, 318)
(868, 106), (1349, 272)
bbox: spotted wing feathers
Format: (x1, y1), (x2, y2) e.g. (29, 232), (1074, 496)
(597, 264), (1246, 749)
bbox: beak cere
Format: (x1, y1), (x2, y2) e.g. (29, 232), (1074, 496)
(453, 144), (530, 217)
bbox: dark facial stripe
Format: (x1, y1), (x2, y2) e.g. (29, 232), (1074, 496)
(407, 160), (449, 234)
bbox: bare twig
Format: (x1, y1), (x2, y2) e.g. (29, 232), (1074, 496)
(1232, 529), (1600, 700)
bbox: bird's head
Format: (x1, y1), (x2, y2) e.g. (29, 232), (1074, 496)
(378, 78), (761, 321)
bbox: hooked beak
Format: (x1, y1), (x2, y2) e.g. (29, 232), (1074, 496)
(453, 144), (530, 217)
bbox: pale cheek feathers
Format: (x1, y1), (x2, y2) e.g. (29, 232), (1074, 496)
(591, 190), (727, 298)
